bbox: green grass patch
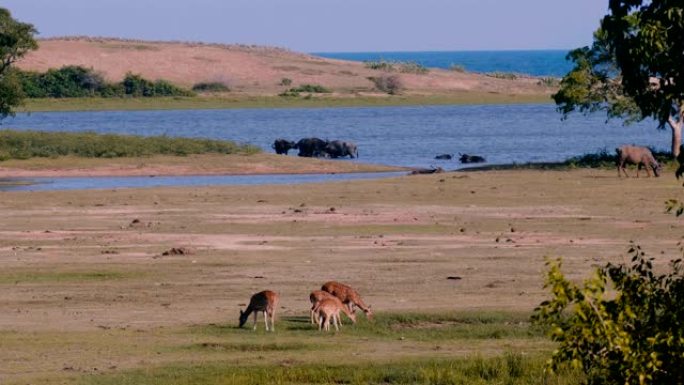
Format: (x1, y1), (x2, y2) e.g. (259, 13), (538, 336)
(0, 130), (259, 161)
(0, 270), (138, 284)
(81, 354), (581, 385)
(185, 341), (315, 353)
(192, 311), (542, 342)
(21, 93), (553, 112)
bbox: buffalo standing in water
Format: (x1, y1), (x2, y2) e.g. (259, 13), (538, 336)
(296, 137), (328, 157)
(459, 153), (486, 164)
(325, 140), (358, 159)
(272, 139), (297, 155)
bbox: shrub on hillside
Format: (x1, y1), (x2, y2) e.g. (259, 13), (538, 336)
(122, 73), (194, 97)
(192, 82), (230, 93)
(365, 60), (429, 74)
(278, 84), (331, 97)
(368, 74), (403, 95)
(289, 84), (330, 93)
(486, 72), (519, 80)
(449, 64), (466, 72)
(16, 66), (194, 98)
(18, 66), (107, 98)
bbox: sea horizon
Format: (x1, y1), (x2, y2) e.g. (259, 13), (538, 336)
(313, 49), (573, 77)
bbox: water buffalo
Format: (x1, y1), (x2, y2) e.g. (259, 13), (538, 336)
(435, 154), (452, 160)
(325, 140), (358, 159)
(296, 137), (328, 157)
(272, 139), (297, 155)
(459, 153), (486, 164)
(616, 145), (661, 178)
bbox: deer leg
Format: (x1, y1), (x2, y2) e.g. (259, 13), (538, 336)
(253, 312), (258, 331)
(270, 309), (276, 332)
(333, 314), (340, 331)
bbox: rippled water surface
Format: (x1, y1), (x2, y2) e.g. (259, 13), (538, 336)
(5, 104), (668, 171)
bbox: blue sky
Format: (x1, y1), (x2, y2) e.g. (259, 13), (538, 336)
(3, 0), (607, 52)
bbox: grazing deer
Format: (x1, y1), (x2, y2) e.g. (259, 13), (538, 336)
(309, 290), (337, 324)
(239, 290), (279, 332)
(321, 281), (373, 320)
(315, 298), (356, 331)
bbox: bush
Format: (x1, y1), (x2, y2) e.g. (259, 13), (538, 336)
(364, 60), (395, 71)
(289, 84), (330, 93)
(16, 66), (194, 98)
(192, 82), (230, 93)
(279, 78), (292, 86)
(533, 244), (684, 385)
(122, 73), (194, 97)
(538, 77), (560, 87)
(18, 66), (107, 98)
(365, 59), (429, 74)
(279, 84), (331, 97)
(398, 61), (429, 74)
(486, 72), (519, 80)
(449, 64), (466, 72)
(368, 74), (404, 95)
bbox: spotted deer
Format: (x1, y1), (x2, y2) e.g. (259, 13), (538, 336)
(315, 298), (356, 331)
(309, 290), (337, 324)
(321, 281), (373, 320)
(239, 290), (279, 332)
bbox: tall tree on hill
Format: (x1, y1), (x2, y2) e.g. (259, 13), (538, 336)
(0, 8), (37, 120)
(554, 1), (684, 158)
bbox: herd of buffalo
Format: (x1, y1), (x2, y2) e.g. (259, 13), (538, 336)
(272, 138), (486, 164)
(273, 138), (358, 158)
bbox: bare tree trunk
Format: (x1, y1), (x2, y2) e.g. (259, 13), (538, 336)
(669, 106), (683, 158)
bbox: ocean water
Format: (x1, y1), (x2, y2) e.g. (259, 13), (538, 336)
(313, 50), (572, 77)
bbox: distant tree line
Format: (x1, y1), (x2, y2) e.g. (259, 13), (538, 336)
(15, 66), (195, 98)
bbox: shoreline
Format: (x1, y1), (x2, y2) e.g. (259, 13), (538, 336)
(0, 153), (408, 178)
(20, 93), (553, 113)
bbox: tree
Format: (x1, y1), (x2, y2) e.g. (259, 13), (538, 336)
(0, 7), (37, 119)
(533, 245), (684, 385)
(554, 1), (684, 157)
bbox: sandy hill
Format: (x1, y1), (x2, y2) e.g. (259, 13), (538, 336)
(16, 37), (555, 97)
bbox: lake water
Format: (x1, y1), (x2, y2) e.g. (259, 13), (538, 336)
(0, 172), (406, 192)
(3, 104), (668, 171)
(314, 50), (572, 77)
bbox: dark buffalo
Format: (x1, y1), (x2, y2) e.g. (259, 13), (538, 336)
(459, 153), (486, 164)
(272, 139), (297, 155)
(296, 137), (328, 157)
(325, 140), (358, 159)
(434, 154), (452, 160)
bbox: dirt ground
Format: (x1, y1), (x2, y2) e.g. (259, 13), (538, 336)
(17, 38), (555, 97)
(0, 168), (681, 383)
